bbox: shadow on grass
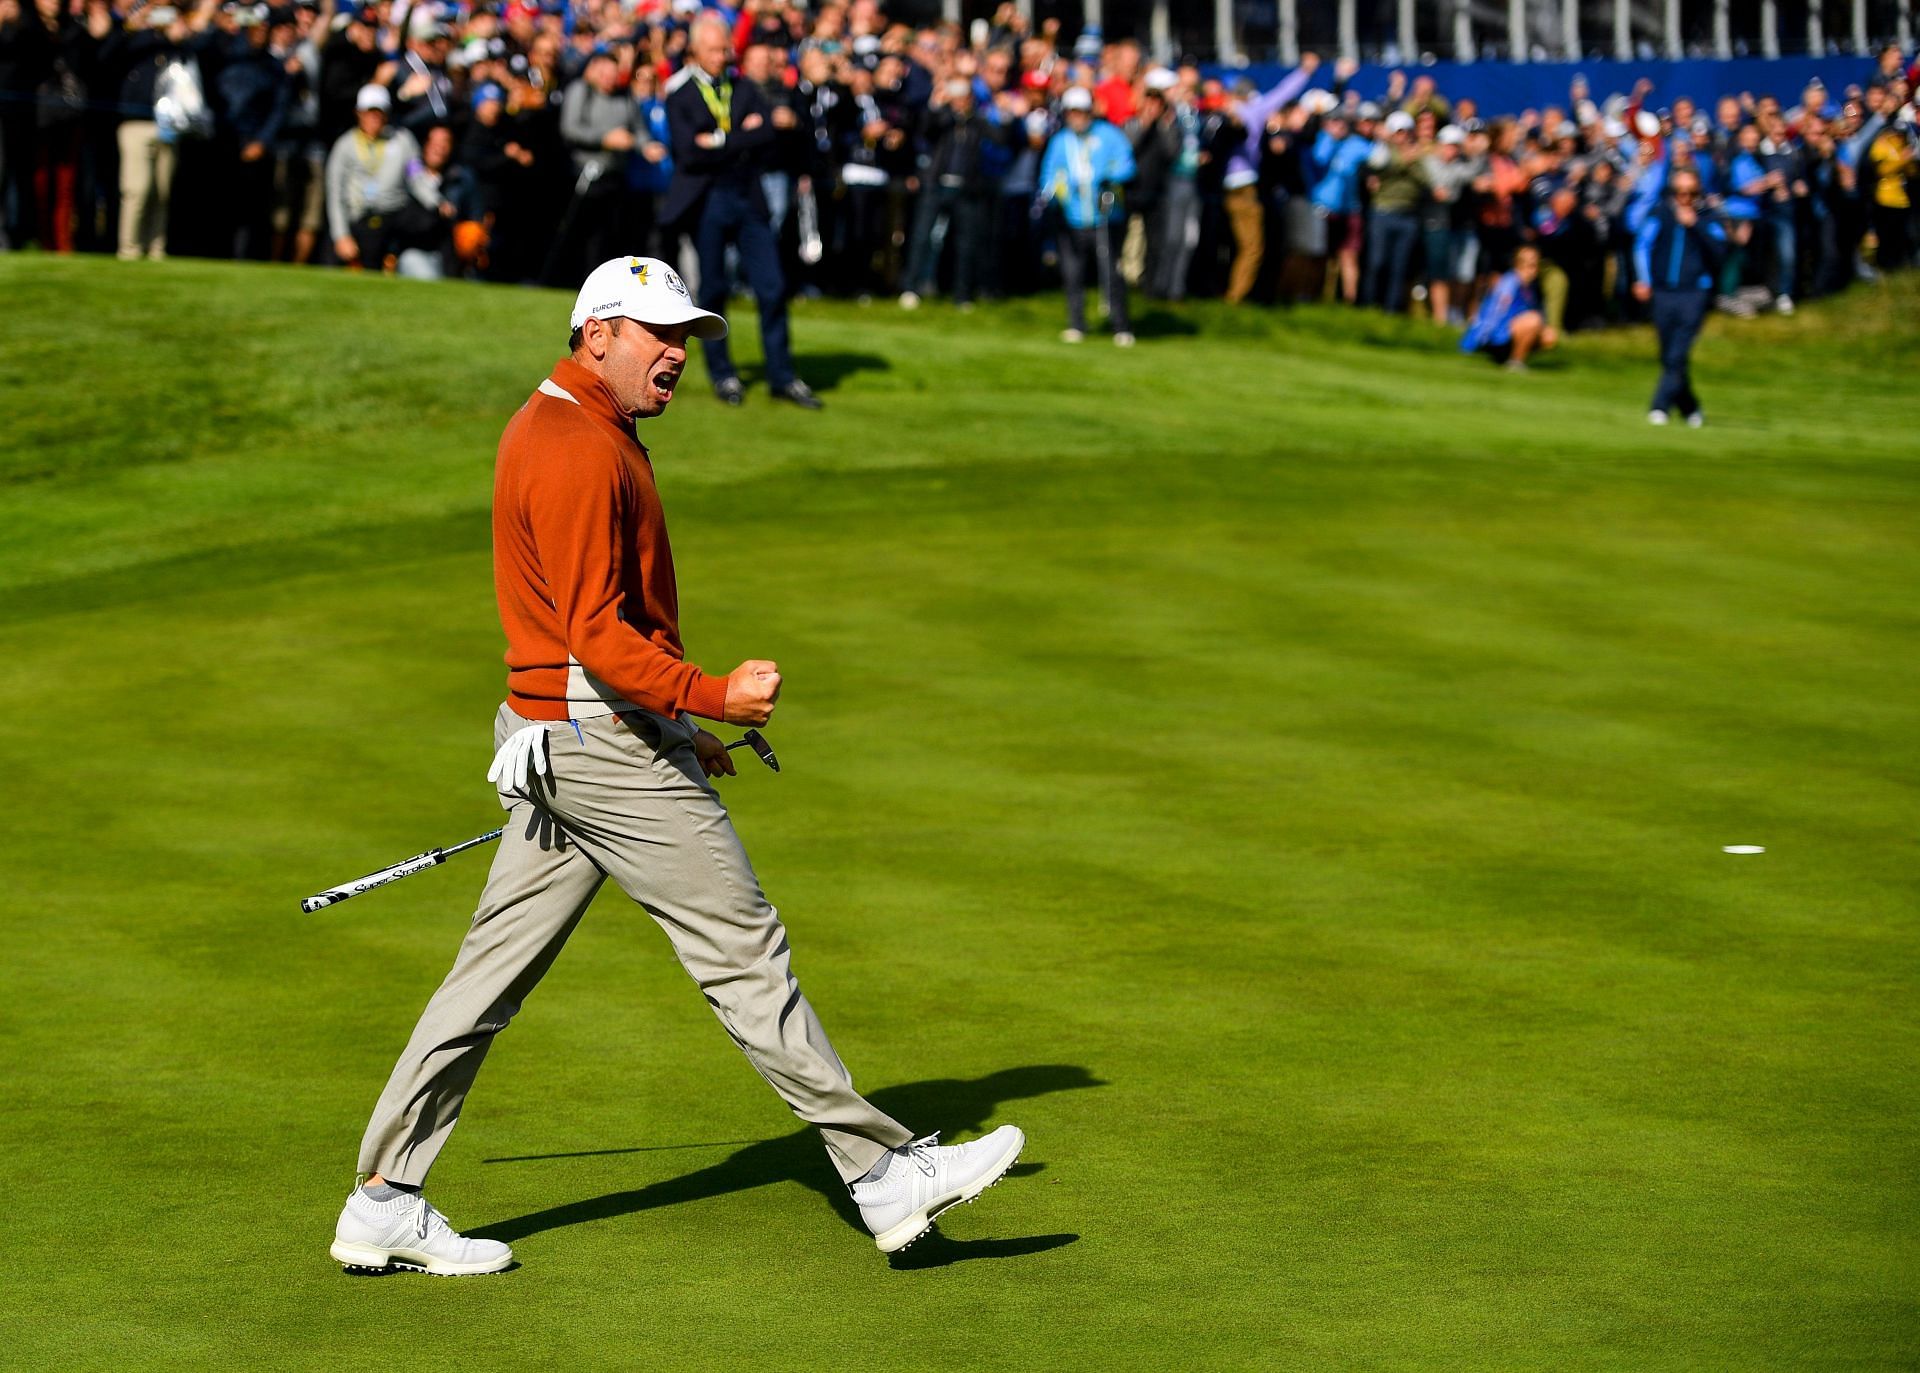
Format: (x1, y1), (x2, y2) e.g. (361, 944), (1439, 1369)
(1129, 309), (1201, 339)
(473, 1064), (1102, 1268)
(886, 1230), (1079, 1271)
(736, 350), (890, 392)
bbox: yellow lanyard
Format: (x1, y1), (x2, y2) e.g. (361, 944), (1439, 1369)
(695, 74), (732, 135)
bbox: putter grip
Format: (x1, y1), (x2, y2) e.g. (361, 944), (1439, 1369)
(300, 848), (445, 913)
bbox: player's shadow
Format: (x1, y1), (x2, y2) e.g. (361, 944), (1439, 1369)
(472, 1063), (1100, 1269)
(736, 351), (889, 393)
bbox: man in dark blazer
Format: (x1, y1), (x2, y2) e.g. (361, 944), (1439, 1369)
(663, 16), (820, 408)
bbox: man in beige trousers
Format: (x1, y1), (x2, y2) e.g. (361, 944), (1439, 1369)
(329, 257), (1023, 1276)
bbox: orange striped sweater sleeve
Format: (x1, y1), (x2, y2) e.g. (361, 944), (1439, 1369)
(493, 359), (730, 723)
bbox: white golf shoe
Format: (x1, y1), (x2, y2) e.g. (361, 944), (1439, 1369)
(331, 1188), (513, 1276)
(851, 1125), (1025, 1254)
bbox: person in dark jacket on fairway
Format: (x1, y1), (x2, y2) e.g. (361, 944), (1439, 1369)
(663, 13), (821, 408)
(1632, 166), (1727, 426)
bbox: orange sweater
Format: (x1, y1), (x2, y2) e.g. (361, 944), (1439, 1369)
(493, 357), (729, 723)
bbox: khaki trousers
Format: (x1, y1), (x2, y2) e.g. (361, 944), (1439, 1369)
(1119, 213), (1148, 285)
(1224, 184), (1265, 304)
(1538, 261), (1569, 333)
(357, 704), (914, 1187)
(117, 121), (174, 259)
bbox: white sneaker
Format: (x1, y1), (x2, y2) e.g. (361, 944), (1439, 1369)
(331, 1188), (513, 1275)
(851, 1126), (1025, 1254)
(1686, 411), (1705, 428)
(1060, 328), (1084, 343)
(898, 291), (921, 309)
(1113, 331), (1136, 347)
(1648, 409), (1669, 425)
(1776, 294), (1794, 316)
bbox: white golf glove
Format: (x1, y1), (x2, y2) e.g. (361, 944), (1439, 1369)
(487, 723), (551, 806)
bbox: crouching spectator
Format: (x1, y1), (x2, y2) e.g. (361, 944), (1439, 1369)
(1460, 243), (1556, 371)
(324, 83), (422, 269)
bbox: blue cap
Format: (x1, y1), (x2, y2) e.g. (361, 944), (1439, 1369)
(473, 81), (505, 107)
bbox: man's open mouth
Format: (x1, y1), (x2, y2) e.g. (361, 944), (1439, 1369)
(653, 369), (680, 397)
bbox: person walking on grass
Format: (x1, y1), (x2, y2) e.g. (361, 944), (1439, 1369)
(330, 256), (1025, 1277)
(661, 15), (822, 409)
(1039, 85), (1136, 346)
(1632, 167), (1727, 426)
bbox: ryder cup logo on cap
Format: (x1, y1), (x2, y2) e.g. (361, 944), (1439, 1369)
(570, 257), (728, 339)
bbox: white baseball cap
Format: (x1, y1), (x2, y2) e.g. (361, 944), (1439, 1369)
(570, 256), (727, 339)
(1437, 124), (1465, 145)
(355, 83), (391, 112)
(1061, 86), (1093, 112)
(1143, 67), (1176, 92)
(1384, 110), (1415, 134)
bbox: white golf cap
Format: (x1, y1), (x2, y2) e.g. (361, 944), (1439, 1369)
(1437, 123), (1465, 145)
(1144, 66), (1176, 91)
(1634, 108), (1662, 137)
(355, 83), (391, 112)
(570, 256), (727, 339)
(1061, 86), (1093, 111)
(1384, 110), (1415, 133)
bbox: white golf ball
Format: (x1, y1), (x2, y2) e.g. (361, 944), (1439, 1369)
(1722, 845), (1766, 854)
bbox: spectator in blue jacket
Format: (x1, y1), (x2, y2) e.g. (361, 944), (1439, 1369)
(627, 61), (674, 260)
(1719, 121), (1769, 298)
(1461, 243), (1554, 370)
(1308, 109), (1372, 302)
(1633, 166), (1727, 424)
(1622, 137), (1667, 238)
(1039, 86), (1136, 345)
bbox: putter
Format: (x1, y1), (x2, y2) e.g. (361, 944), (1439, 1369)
(725, 727), (780, 772)
(301, 730), (778, 911)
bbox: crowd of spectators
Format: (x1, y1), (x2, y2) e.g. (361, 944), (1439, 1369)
(3, 0), (1917, 341)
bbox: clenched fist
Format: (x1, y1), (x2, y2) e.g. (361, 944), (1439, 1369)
(723, 659), (782, 726)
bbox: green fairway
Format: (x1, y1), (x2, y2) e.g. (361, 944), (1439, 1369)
(2, 255), (1915, 1369)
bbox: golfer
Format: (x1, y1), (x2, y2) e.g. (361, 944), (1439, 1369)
(330, 256), (1024, 1275)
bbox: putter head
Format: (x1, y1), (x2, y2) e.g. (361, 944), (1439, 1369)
(742, 728), (780, 773)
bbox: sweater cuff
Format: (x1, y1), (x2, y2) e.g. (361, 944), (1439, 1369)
(684, 671), (730, 722)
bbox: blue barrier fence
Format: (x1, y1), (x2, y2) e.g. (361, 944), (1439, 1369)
(1215, 55), (1882, 115)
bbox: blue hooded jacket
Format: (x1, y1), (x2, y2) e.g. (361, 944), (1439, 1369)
(1308, 129), (1372, 215)
(1460, 269), (1538, 351)
(1039, 119), (1135, 228)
